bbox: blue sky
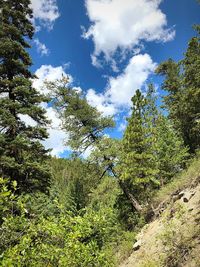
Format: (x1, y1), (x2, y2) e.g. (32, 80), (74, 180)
(27, 0), (200, 157)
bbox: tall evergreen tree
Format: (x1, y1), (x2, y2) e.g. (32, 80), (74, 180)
(120, 90), (158, 204)
(0, 0), (50, 192)
(145, 84), (188, 185)
(181, 28), (200, 151)
(156, 27), (200, 153)
(155, 115), (188, 185)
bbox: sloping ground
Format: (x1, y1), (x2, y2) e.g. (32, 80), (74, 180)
(120, 161), (200, 267)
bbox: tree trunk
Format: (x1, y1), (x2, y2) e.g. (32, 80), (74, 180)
(88, 136), (143, 213)
(118, 180), (143, 212)
(108, 164), (143, 213)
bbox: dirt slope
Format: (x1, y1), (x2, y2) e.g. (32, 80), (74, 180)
(120, 180), (200, 267)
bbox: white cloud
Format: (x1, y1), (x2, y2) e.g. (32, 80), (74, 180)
(34, 38), (49, 56)
(73, 86), (82, 93)
(86, 88), (117, 116)
(105, 53), (156, 107)
(86, 53), (156, 114)
(33, 65), (70, 95)
(83, 0), (175, 65)
(30, 0), (60, 30)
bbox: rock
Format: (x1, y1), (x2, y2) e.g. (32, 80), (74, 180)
(133, 240), (142, 251)
(178, 191), (185, 198)
(172, 194), (181, 202)
(181, 190), (195, 203)
(171, 189), (181, 198)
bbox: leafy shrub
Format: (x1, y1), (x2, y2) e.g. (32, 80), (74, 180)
(0, 179), (119, 266)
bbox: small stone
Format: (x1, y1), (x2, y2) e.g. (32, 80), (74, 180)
(178, 191), (185, 198)
(181, 191), (195, 203)
(133, 240), (142, 251)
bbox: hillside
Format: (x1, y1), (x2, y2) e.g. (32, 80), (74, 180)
(119, 159), (200, 267)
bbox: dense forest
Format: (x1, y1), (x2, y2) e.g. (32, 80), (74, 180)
(0, 0), (200, 266)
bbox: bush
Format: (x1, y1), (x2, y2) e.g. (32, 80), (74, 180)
(0, 179), (119, 266)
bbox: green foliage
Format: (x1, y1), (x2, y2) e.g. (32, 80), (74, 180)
(156, 28), (200, 153)
(88, 176), (120, 211)
(0, 178), (17, 223)
(120, 89), (159, 201)
(114, 231), (137, 265)
(48, 78), (143, 215)
(0, 177), (120, 266)
(0, 0), (51, 192)
(50, 157), (103, 212)
(89, 136), (121, 176)
(152, 154), (200, 213)
(115, 192), (146, 230)
(155, 115), (189, 185)
(144, 84), (188, 185)
(1, 208), (117, 266)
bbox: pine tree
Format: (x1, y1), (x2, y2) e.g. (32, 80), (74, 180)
(0, 0), (51, 193)
(181, 28), (200, 151)
(155, 115), (188, 185)
(156, 27), (200, 153)
(145, 83), (158, 124)
(144, 84), (188, 185)
(120, 90), (158, 203)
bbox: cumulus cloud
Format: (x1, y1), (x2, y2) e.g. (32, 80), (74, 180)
(86, 88), (117, 116)
(105, 53), (156, 107)
(83, 0), (175, 65)
(30, 0), (60, 30)
(86, 53), (156, 114)
(34, 38), (49, 56)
